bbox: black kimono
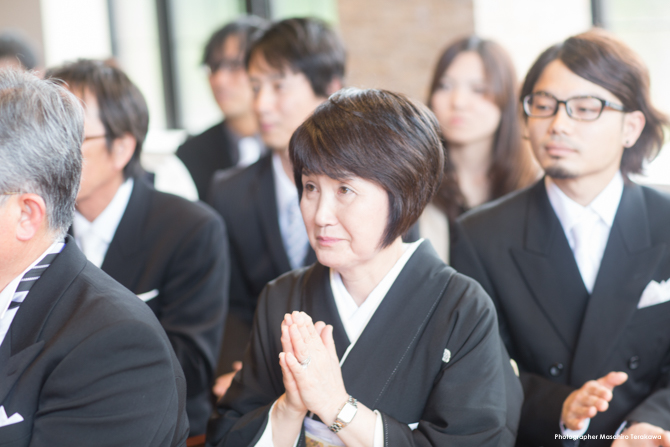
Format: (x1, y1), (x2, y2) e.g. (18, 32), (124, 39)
(207, 241), (522, 446)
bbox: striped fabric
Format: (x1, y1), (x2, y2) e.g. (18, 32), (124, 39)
(8, 252), (60, 312)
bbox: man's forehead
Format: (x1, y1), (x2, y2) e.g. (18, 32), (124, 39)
(248, 55), (294, 80)
(533, 59), (618, 101)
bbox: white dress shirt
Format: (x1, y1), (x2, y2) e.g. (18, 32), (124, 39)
(0, 240), (65, 347)
(546, 172), (623, 293)
(255, 240), (424, 447)
(272, 153), (309, 269)
(237, 135), (265, 168)
(72, 178), (134, 268)
(546, 173), (624, 439)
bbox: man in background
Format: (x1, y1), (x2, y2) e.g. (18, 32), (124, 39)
(208, 17), (345, 397)
(451, 30), (670, 447)
(47, 59), (229, 440)
(177, 16), (268, 200)
(0, 67), (188, 446)
(0, 32), (37, 70)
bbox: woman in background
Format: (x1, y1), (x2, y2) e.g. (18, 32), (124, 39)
(423, 36), (538, 262)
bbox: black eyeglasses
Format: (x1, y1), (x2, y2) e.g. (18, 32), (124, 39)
(523, 92), (626, 121)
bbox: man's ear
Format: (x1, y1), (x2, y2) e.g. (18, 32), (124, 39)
(325, 77), (343, 96)
(110, 133), (137, 172)
(16, 193), (48, 241)
(622, 110), (645, 148)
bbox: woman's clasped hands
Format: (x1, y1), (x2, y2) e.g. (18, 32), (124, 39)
(277, 311), (350, 424)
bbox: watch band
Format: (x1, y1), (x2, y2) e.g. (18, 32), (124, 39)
(328, 395), (358, 433)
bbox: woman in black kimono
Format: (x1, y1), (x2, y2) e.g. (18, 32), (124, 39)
(207, 88), (522, 447)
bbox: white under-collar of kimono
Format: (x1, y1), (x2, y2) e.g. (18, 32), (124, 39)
(330, 238), (423, 347)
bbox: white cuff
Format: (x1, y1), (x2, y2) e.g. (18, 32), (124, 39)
(373, 410), (384, 447)
(560, 418), (590, 439)
(255, 401), (300, 447)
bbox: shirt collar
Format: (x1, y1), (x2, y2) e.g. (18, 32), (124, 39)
(73, 178), (134, 244)
(546, 171), (623, 232)
(272, 152), (298, 214)
(330, 239), (424, 345)
(0, 240), (65, 319)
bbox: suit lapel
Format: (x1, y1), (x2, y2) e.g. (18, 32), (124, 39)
(509, 182), (590, 352)
(571, 183), (665, 384)
(100, 179), (150, 285)
(0, 238), (85, 404)
(254, 156), (292, 274)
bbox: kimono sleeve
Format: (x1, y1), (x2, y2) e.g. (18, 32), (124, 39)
(380, 276), (523, 447)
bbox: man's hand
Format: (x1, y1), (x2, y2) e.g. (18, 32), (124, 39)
(612, 422), (670, 447)
(212, 361), (243, 400)
(562, 371), (628, 430)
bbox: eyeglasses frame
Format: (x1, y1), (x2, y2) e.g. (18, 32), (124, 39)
(522, 92), (626, 121)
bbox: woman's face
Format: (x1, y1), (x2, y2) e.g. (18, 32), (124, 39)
(300, 173), (390, 274)
(430, 51), (502, 147)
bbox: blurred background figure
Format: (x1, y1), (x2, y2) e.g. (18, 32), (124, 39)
(46, 59), (229, 441)
(177, 16), (269, 200)
(422, 36), (539, 262)
(0, 32), (38, 70)
(208, 17), (345, 400)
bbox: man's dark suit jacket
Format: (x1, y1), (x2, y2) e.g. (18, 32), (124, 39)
(207, 153), (316, 375)
(85, 178), (229, 436)
(450, 179), (670, 447)
(177, 121), (237, 200)
(0, 237), (189, 447)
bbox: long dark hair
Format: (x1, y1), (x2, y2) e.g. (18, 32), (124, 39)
(428, 36), (537, 220)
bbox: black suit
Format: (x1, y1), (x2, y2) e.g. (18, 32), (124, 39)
(450, 179), (670, 447)
(0, 237), (189, 447)
(208, 154), (316, 375)
(76, 178), (229, 436)
(177, 121), (238, 200)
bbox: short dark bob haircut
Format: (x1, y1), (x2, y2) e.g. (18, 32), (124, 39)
(521, 29), (669, 178)
(47, 59), (149, 179)
(290, 88), (445, 248)
(246, 17), (345, 98)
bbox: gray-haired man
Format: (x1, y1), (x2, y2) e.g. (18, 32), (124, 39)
(0, 68), (188, 446)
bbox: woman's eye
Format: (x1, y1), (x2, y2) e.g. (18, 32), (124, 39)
(304, 183), (316, 192)
(338, 186), (352, 194)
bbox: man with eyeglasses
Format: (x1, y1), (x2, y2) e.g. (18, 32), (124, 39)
(46, 60), (229, 441)
(0, 68), (189, 446)
(177, 16), (268, 200)
(451, 30), (670, 447)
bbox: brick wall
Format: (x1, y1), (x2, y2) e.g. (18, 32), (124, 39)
(336, 0), (474, 103)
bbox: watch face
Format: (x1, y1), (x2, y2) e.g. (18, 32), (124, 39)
(339, 402), (357, 424)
